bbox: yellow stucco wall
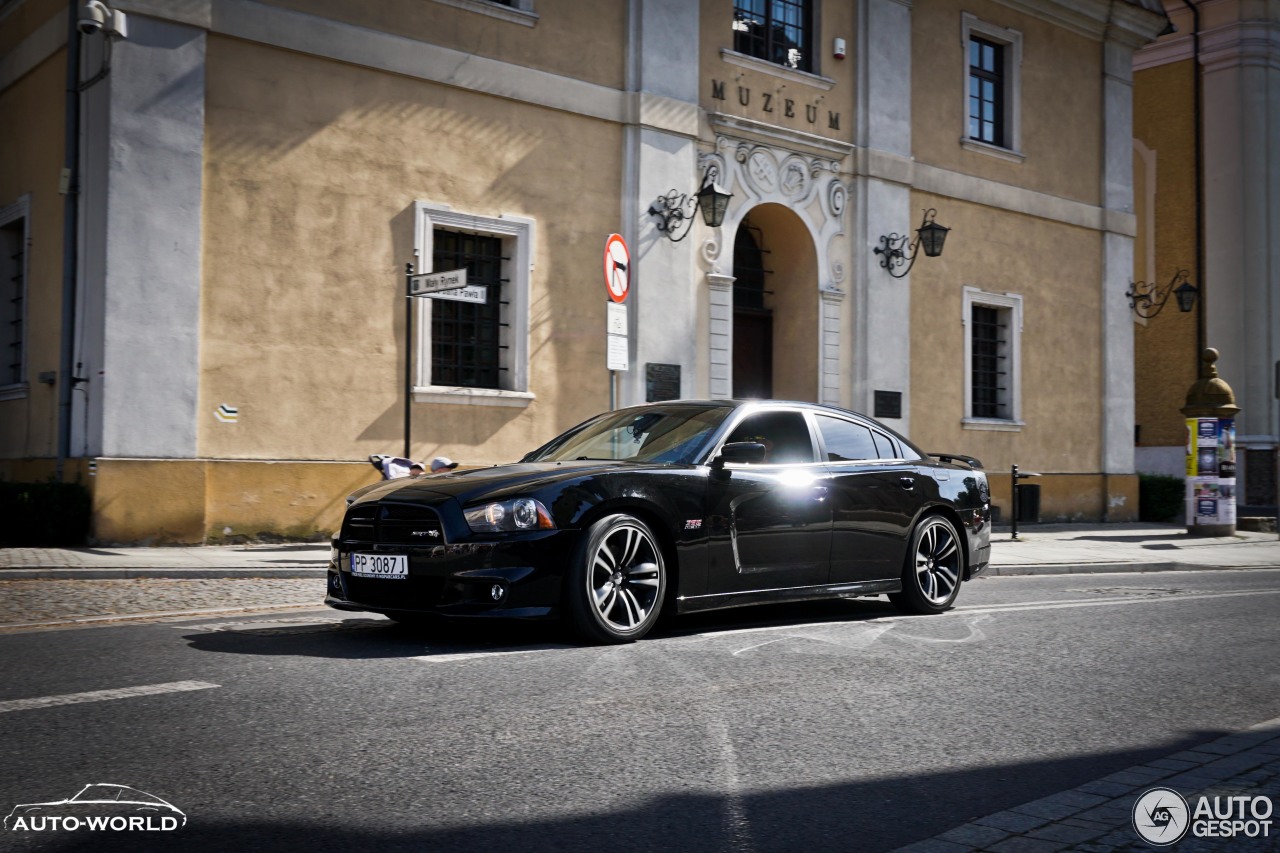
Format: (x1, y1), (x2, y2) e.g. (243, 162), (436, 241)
(1133, 59), (1199, 447)
(89, 458), (376, 544)
(259, 0), (628, 91)
(0, 0), (62, 56)
(0, 46), (66, 460)
(909, 193), (1104, 473)
(988, 473), (1139, 524)
(699, 0), (857, 144)
(912, 0), (1102, 206)
(200, 35), (622, 467)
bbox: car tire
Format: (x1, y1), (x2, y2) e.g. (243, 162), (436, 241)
(566, 513), (666, 644)
(888, 514), (964, 615)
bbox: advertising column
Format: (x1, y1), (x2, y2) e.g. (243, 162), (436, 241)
(1185, 417), (1237, 530)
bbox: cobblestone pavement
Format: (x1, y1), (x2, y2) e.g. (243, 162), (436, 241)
(0, 578), (325, 629)
(897, 718), (1280, 853)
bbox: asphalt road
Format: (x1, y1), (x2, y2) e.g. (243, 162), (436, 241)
(2, 569), (1278, 852)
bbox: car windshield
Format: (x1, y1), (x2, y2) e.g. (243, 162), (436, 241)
(527, 405), (731, 464)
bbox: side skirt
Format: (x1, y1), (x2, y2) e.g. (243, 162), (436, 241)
(676, 579), (903, 615)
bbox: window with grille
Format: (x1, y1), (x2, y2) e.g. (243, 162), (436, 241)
(963, 287), (1022, 428)
(968, 37), (1004, 146)
(970, 306), (1005, 418)
(0, 208), (26, 390)
(430, 229), (505, 390)
(732, 0), (812, 72)
(413, 203), (533, 405)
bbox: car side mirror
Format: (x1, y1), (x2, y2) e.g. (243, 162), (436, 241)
(713, 441), (767, 468)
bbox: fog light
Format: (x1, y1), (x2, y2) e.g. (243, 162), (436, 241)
(490, 584), (505, 602)
(330, 574), (342, 591)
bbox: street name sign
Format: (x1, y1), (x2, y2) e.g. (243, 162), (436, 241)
(409, 268), (468, 296)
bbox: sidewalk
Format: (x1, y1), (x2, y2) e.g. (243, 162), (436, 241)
(1, 523), (1276, 579)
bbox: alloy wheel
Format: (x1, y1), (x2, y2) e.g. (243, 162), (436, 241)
(589, 522), (662, 632)
(914, 518), (961, 605)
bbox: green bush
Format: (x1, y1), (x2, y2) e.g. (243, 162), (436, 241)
(1139, 474), (1184, 523)
(0, 482), (91, 546)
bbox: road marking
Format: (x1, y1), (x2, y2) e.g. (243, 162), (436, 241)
(0, 603), (322, 633)
(955, 587), (1280, 615)
(403, 588), (1280, 661)
(681, 588), (1280, 645)
(410, 643), (575, 663)
(0, 680), (219, 714)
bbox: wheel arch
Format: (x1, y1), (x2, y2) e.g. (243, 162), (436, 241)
(571, 500), (682, 599)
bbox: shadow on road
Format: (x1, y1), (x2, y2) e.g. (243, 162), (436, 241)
(25, 730), (1227, 853)
(182, 598), (903, 660)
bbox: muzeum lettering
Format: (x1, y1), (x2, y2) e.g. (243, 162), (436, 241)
(711, 80), (839, 130)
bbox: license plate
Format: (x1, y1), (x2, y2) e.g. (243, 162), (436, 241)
(350, 553), (408, 579)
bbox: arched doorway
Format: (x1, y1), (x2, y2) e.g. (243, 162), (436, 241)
(731, 204), (819, 401)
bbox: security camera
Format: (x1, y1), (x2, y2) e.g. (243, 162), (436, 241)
(78, 1), (127, 38)
(78, 0), (107, 34)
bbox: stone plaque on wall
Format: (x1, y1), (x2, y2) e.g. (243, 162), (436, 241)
(874, 390), (902, 420)
(646, 363), (681, 403)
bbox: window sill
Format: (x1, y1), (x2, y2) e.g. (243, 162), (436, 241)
(414, 386), (535, 408)
(719, 49), (835, 91)
(962, 417), (1024, 432)
(961, 138), (1026, 163)
(0, 382), (28, 401)
(431, 0), (537, 27)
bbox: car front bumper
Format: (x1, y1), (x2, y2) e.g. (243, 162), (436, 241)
(324, 530), (578, 620)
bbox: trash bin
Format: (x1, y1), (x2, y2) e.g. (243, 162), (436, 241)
(1016, 483), (1041, 523)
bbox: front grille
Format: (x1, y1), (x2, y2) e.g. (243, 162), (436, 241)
(341, 502), (443, 544)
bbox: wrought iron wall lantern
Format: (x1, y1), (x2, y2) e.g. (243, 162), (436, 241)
(1126, 269), (1199, 319)
(648, 165), (733, 243)
(874, 208), (950, 278)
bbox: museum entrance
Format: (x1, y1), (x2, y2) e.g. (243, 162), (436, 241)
(731, 205), (817, 401)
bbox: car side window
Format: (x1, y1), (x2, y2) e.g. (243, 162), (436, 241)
(871, 430), (897, 460)
(724, 411), (816, 464)
(816, 415), (880, 462)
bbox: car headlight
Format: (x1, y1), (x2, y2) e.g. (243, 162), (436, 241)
(463, 498), (556, 533)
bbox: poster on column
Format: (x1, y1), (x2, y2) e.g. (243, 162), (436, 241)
(1185, 418), (1236, 525)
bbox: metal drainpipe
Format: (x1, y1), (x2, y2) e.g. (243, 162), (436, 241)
(1184, 0), (1206, 365)
(56, 0), (82, 482)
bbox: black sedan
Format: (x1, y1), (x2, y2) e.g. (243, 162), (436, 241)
(327, 400), (991, 644)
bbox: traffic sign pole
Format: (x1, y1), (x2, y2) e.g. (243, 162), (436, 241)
(404, 262), (413, 458)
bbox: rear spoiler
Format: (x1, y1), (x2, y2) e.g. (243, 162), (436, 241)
(930, 452), (983, 469)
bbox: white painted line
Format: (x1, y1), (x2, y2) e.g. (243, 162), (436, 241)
(955, 587), (1280, 616)
(410, 643), (575, 663)
(0, 681), (219, 714)
(0, 603), (322, 632)
(678, 588), (1280, 644)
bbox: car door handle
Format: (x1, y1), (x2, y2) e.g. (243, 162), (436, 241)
(899, 477), (915, 490)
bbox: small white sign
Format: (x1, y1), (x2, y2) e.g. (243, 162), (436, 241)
(410, 268), (468, 296)
(606, 302), (628, 336)
(607, 334), (629, 371)
(429, 285), (487, 304)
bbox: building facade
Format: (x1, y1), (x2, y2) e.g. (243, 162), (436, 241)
(1132, 0), (1280, 517)
(0, 0), (1168, 543)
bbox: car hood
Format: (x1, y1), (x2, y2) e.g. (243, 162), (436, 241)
(351, 460), (662, 506)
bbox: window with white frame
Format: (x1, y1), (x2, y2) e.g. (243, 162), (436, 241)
(413, 203), (534, 407)
(961, 14), (1023, 161)
(431, 0), (537, 26)
(733, 0), (813, 72)
(0, 196), (29, 397)
(963, 287), (1023, 429)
